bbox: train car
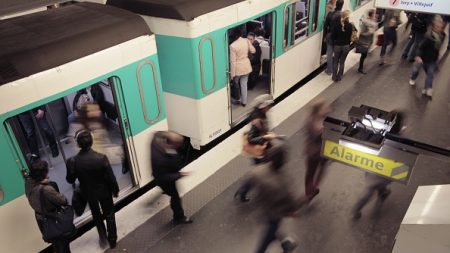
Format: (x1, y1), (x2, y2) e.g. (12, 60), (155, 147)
(108, 0), (375, 149)
(0, 2), (167, 252)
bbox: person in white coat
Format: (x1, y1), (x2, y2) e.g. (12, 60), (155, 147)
(230, 28), (256, 106)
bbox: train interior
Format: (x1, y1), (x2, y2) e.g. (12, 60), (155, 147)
(228, 12), (273, 123)
(5, 79), (134, 224)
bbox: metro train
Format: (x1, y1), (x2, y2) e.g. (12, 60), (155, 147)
(0, 0), (375, 252)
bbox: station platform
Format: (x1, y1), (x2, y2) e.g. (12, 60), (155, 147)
(70, 31), (450, 253)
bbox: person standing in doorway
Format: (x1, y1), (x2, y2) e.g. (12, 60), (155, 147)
(151, 131), (193, 225)
(332, 10), (352, 82)
(230, 28), (256, 107)
(66, 130), (119, 249)
(323, 0), (344, 75)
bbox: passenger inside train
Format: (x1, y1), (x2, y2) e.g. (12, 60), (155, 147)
(6, 79), (133, 223)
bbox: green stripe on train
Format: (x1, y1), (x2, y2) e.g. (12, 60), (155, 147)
(0, 54), (165, 206)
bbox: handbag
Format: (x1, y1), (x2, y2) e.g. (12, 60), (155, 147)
(38, 186), (76, 243)
(72, 186), (87, 216)
(242, 132), (266, 158)
(376, 34), (384, 46)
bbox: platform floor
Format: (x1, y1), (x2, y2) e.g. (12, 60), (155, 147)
(102, 35), (450, 253)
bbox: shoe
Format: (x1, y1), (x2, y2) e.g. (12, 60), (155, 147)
(352, 211), (362, 220)
(234, 191), (251, 202)
(281, 237), (298, 253)
(51, 147), (59, 157)
(307, 188), (320, 202)
(99, 238), (109, 249)
(408, 58), (415, 63)
(379, 60), (385, 66)
(358, 69), (367, 74)
(426, 88), (433, 97)
(421, 89), (427, 95)
(379, 189), (391, 201)
(173, 217), (193, 225)
(409, 79), (415, 86)
(108, 239), (117, 249)
(241, 103), (246, 107)
(324, 70), (332, 76)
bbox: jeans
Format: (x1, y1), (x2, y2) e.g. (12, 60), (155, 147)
(233, 75), (249, 105)
(402, 31), (425, 60)
(411, 61), (437, 89)
(326, 34), (334, 74)
(255, 219), (281, 253)
(158, 182), (185, 220)
(380, 27), (397, 57)
(18, 111), (58, 156)
(332, 45), (350, 80)
(88, 195), (117, 244)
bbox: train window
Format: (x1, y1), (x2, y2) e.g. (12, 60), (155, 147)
(354, 0), (371, 9)
(284, 0), (311, 48)
(4, 78), (134, 224)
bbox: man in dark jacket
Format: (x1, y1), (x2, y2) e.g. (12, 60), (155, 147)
(66, 129), (119, 248)
(379, 9), (401, 65)
(19, 106), (59, 158)
(26, 160), (71, 253)
(402, 12), (430, 62)
(409, 16), (446, 98)
(151, 131), (192, 224)
(323, 0), (344, 75)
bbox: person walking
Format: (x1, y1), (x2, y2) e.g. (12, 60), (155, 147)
(230, 29), (256, 106)
(249, 141), (304, 253)
(66, 130), (119, 249)
(379, 9), (401, 65)
(357, 9), (377, 74)
(151, 131), (193, 224)
(235, 95), (276, 202)
(323, 0), (344, 75)
(332, 10), (352, 82)
(352, 173), (392, 219)
(401, 12), (430, 62)
(409, 16), (446, 98)
(304, 99), (330, 202)
(25, 160), (72, 253)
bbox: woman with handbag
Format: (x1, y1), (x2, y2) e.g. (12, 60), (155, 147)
(357, 9), (377, 74)
(332, 10), (353, 82)
(25, 160), (72, 253)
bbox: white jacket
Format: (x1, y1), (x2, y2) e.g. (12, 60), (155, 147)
(229, 37), (255, 78)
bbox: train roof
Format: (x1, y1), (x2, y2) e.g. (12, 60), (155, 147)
(0, 2), (152, 86)
(107, 0), (244, 21)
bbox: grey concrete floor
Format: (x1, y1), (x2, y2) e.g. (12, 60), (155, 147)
(107, 34), (450, 253)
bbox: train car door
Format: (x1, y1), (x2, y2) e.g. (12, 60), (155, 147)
(227, 11), (275, 125)
(4, 78), (136, 225)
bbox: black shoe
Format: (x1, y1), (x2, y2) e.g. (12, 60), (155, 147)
(173, 217), (193, 225)
(352, 211), (362, 220)
(51, 147), (59, 157)
(234, 191), (250, 202)
(281, 237), (297, 253)
(358, 69), (367, 74)
(379, 189), (391, 201)
(241, 103), (246, 107)
(108, 239), (117, 249)
(99, 238), (109, 248)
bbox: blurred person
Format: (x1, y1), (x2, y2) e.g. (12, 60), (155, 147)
(332, 10), (352, 82)
(25, 160), (71, 253)
(249, 139), (306, 253)
(151, 131), (193, 225)
(230, 28), (256, 106)
(409, 16), (446, 98)
(67, 88), (91, 125)
(66, 130), (119, 249)
(379, 9), (401, 65)
(357, 9), (377, 74)
(304, 99), (330, 202)
(235, 95), (276, 202)
(19, 107), (59, 158)
(323, 0), (344, 75)
(402, 12), (430, 62)
(325, 0), (336, 17)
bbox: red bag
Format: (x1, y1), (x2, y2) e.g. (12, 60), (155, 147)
(376, 34), (384, 46)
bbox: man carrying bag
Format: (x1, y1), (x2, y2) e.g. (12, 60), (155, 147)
(25, 160), (75, 253)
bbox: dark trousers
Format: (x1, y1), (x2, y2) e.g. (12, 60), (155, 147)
(358, 52), (368, 71)
(159, 182), (185, 220)
(18, 112), (57, 155)
(353, 176), (391, 213)
(255, 219), (281, 253)
(402, 31), (425, 60)
(380, 27), (397, 57)
(236, 157), (264, 199)
(332, 45), (350, 80)
(305, 155), (327, 196)
(52, 238), (71, 253)
(88, 195), (117, 243)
